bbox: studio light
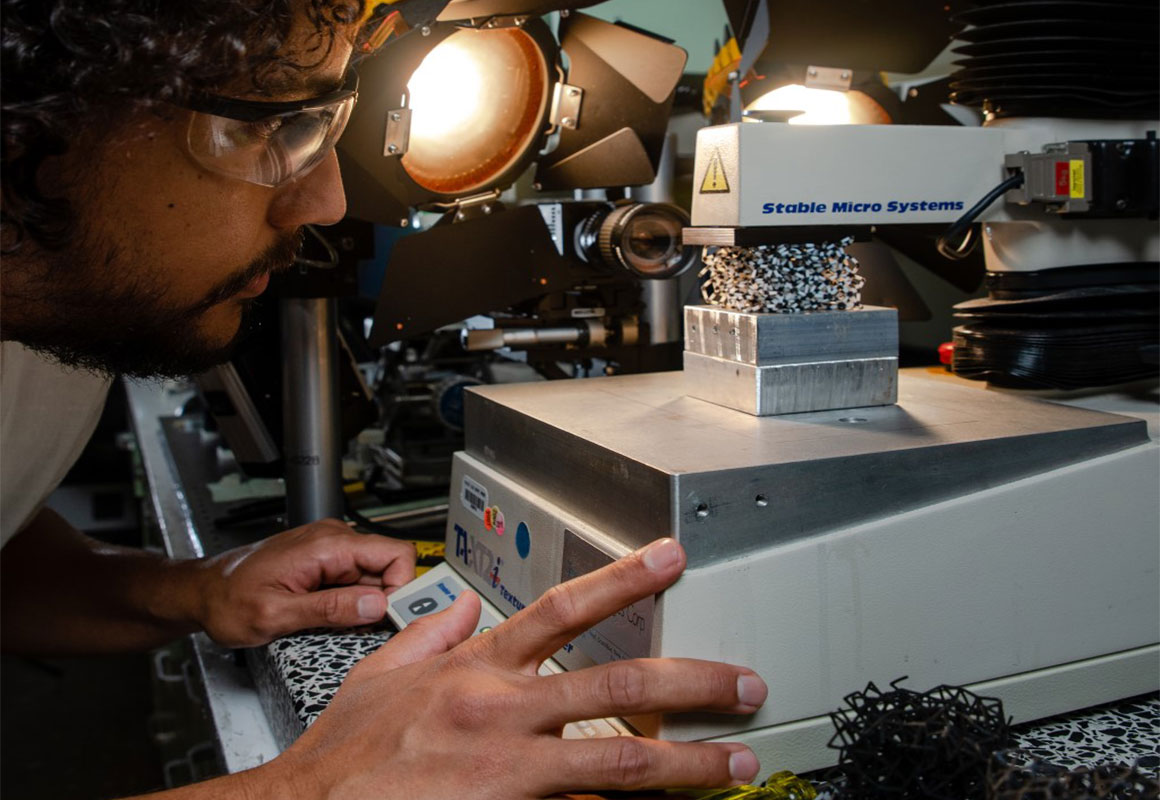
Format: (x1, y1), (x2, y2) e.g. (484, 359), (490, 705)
(403, 27), (549, 194)
(337, 12), (686, 227)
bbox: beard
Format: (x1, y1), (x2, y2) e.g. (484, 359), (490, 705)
(4, 229), (303, 379)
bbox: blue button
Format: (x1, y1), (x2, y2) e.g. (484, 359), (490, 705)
(516, 522), (531, 559)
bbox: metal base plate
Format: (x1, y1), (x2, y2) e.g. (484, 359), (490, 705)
(683, 351), (898, 415)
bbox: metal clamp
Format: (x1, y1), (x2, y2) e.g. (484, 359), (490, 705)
(549, 82), (584, 131)
(383, 107), (412, 157)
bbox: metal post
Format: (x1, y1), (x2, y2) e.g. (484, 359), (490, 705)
(632, 133), (682, 344)
(280, 297), (344, 526)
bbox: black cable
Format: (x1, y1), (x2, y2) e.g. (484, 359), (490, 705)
(937, 172), (1025, 260)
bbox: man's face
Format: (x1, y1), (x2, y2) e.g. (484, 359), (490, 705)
(1, 15), (353, 378)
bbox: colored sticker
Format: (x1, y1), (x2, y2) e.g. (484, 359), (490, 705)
(1069, 159), (1085, 199)
(1054, 161), (1070, 196)
(516, 522), (531, 559)
(483, 506), (493, 531)
(699, 149), (731, 194)
(494, 510), (505, 536)
(461, 475), (488, 520)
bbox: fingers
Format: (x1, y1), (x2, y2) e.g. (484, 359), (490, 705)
(362, 592), (482, 673)
(528, 659), (767, 729)
(266, 585), (392, 634)
(544, 737), (759, 793)
(488, 538), (686, 670)
(280, 521), (417, 593)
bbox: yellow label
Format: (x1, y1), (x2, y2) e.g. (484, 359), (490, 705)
(699, 149), (731, 194)
(1069, 159), (1085, 199)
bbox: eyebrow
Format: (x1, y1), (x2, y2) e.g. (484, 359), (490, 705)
(261, 71), (346, 99)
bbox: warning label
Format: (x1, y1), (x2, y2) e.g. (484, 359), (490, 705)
(699, 149), (730, 194)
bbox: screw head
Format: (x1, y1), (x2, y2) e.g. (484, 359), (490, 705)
(387, 144), (399, 153)
(400, 218), (410, 227)
(840, 71), (850, 80)
(1115, 198), (1129, 210)
(808, 68), (818, 77)
(533, 182), (543, 191)
(420, 25), (431, 35)
(569, 87), (581, 97)
(482, 204), (493, 215)
(561, 116), (576, 128)
(391, 112), (401, 122)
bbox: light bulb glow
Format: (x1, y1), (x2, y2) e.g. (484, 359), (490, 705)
(402, 28), (548, 195)
(748, 84), (852, 125)
(407, 38), (486, 144)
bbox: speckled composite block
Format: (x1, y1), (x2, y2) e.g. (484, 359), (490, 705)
(252, 624), (1158, 778)
(699, 237), (864, 314)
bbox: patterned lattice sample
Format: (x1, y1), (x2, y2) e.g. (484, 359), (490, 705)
(700, 237), (864, 314)
(827, 678), (1011, 800)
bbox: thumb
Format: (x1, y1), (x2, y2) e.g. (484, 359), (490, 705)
(280, 586), (391, 633)
(366, 592), (482, 672)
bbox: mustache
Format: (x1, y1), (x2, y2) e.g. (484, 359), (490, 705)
(190, 228), (304, 315)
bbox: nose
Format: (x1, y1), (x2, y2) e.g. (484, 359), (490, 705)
(266, 149), (347, 230)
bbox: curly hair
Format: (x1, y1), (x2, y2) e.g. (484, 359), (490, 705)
(1, 0), (363, 253)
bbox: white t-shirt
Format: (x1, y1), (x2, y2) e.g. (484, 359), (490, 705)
(0, 341), (112, 546)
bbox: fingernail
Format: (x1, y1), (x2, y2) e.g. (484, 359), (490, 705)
(641, 538), (681, 572)
(737, 674), (767, 708)
(357, 594), (384, 620)
(729, 749), (759, 783)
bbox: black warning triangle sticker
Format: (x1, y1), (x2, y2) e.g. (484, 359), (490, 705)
(699, 149), (730, 194)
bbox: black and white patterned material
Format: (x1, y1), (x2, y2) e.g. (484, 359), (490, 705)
(700, 237), (864, 313)
(254, 625), (393, 746)
(1008, 694), (1159, 773)
(258, 622), (1158, 780)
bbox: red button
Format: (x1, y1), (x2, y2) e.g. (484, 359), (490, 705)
(938, 342), (954, 366)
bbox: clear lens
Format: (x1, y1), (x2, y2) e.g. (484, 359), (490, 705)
(580, 203), (696, 280)
(620, 213), (684, 276)
(187, 95), (355, 187)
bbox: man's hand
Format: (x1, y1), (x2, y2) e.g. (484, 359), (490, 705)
(266, 538), (767, 799)
(193, 518), (417, 647)
(0, 510), (415, 654)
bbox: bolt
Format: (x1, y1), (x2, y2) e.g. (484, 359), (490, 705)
(808, 68), (818, 77)
(1116, 198), (1129, 210)
(727, 71), (739, 83)
(391, 112), (401, 122)
(482, 204), (493, 215)
(456, 211), (466, 221)
(400, 218), (410, 227)
(533, 182), (543, 191)
(420, 25), (430, 36)
(561, 116), (576, 128)
(387, 144), (398, 153)
(909, 88), (919, 98)
(560, 9), (570, 16)
(569, 87), (581, 97)
(840, 71), (850, 80)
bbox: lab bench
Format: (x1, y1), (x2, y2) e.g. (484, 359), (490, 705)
(125, 379), (1159, 789)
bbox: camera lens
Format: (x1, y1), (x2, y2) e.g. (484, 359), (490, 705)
(577, 202), (696, 280)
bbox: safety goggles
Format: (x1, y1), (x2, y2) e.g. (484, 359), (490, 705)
(184, 68), (358, 187)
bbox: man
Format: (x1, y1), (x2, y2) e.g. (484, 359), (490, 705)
(0, 1), (768, 797)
